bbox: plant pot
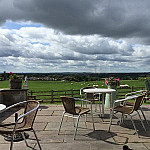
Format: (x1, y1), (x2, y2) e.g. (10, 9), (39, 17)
(9, 79), (22, 89)
(104, 85), (119, 108)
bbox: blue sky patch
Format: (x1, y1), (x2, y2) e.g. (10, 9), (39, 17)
(2, 20), (42, 30)
(29, 41), (50, 46)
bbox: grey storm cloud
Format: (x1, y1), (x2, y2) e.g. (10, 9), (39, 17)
(0, 49), (19, 57)
(0, 0), (150, 40)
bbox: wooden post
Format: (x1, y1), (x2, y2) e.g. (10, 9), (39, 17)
(131, 86), (134, 92)
(72, 89), (74, 97)
(51, 90), (54, 103)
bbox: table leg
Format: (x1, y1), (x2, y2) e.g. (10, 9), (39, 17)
(102, 93), (105, 117)
(109, 92), (112, 116)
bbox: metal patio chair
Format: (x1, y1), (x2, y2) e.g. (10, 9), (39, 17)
(108, 94), (146, 137)
(145, 78), (150, 99)
(58, 96), (95, 140)
(125, 90), (149, 125)
(84, 92), (102, 115)
(0, 100), (42, 150)
(80, 86), (102, 115)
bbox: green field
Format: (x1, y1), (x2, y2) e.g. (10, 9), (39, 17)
(0, 79), (148, 104)
(0, 79), (146, 91)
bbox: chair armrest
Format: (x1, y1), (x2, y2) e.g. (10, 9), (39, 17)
(112, 98), (128, 109)
(115, 94), (142, 104)
(114, 98), (127, 103)
(1, 101), (28, 113)
(74, 98), (92, 104)
(17, 102), (40, 122)
(125, 90), (146, 98)
(36, 99), (43, 102)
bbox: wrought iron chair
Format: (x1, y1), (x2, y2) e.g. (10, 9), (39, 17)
(58, 96), (95, 140)
(108, 94), (146, 137)
(0, 100), (42, 150)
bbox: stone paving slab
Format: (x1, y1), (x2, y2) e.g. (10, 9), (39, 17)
(0, 104), (150, 150)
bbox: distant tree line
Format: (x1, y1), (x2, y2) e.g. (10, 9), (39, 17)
(0, 71), (150, 81)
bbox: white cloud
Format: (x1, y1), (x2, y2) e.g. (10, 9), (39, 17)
(0, 20), (149, 73)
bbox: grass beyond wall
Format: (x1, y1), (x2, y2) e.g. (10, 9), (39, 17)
(0, 79), (145, 91)
(0, 79), (149, 104)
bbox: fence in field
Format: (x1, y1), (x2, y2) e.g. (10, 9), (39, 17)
(28, 85), (145, 103)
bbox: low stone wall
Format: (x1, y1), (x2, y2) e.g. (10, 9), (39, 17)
(0, 89), (28, 106)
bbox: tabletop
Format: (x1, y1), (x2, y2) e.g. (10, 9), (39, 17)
(0, 104), (6, 111)
(83, 88), (116, 93)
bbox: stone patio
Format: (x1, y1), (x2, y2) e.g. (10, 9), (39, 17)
(0, 104), (150, 150)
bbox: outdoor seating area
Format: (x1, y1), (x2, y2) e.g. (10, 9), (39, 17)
(1, 1), (150, 149)
(0, 89), (150, 150)
(0, 79), (150, 150)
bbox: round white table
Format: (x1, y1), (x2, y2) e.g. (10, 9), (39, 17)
(83, 88), (116, 117)
(0, 104), (6, 112)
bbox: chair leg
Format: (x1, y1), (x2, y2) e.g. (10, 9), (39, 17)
(10, 133), (14, 150)
(85, 103), (93, 122)
(73, 115), (76, 127)
(85, 102), (88, 122)
(98, 98), (102, 117)
(129, 115), (139, 137)
(90, 103), (93, 113)
(32, 129), (42, 150)
(58, 111), (65, 135)
(91, 112), (95, 131)
(119, 113), (125, 125)
(95, 101), (97, 112)
(137, 111), (146, 132)
(74, 115), (81, 140)
(21, 132), (29, 147)
(140, 107), (149, 125)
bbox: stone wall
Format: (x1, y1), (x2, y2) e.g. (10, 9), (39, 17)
(0, 89), (28, 106)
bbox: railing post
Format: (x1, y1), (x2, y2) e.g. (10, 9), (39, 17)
(72, 89), (74, 97)
(51, 90), (54, 103)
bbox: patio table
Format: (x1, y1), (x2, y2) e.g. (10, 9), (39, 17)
(83, 88), (116, 117)
(0, 104), (6, 112)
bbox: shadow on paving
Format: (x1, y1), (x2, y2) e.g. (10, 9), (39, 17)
(0, 107), (20, 123)
(39, 105), (49, 109)
(115, 119), (150, 137)
(140, 107), (150, 112)
(0, 105), (49, 123)
(86, 130), (119, 145)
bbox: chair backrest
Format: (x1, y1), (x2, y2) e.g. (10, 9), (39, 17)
(22, 100), (39, 128)
(80, 86), (94, 98)
(85, 93), (95, 101)
(133, 95), (145, 111)
(60, 96), (77, 115)
(145, 79), (150, 91)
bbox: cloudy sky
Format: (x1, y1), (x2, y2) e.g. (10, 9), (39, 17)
(0, 0), (150, 73)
